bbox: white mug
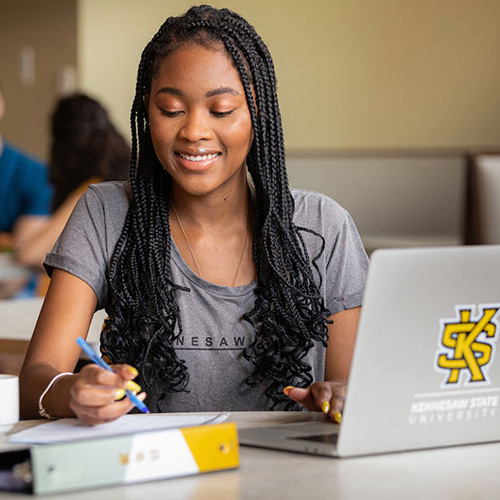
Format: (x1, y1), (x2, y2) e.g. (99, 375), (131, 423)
(0, 374), (19, 433)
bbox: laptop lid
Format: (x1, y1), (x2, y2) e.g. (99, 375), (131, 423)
(338, 245), (500, 456)
(239, 246), (500, 457)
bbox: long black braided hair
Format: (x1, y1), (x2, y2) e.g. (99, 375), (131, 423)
(100, 5), (331, 409)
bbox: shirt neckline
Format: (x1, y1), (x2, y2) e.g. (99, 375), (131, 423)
(170, 236), (257, 297)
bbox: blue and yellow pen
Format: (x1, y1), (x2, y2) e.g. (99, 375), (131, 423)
(76, 337), (149, 414)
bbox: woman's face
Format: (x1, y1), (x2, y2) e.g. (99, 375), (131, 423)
(147, 44), (253, 199)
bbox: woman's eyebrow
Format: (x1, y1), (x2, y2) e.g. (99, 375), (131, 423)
(205, 87), (240, 98)
(155, 86), (240, 98)
(156, 87), (184, 97)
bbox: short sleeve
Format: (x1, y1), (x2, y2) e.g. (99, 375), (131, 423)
(323, 207), (369, 315)
(44, 187), (109, 308)
(292, 189), (369, 316)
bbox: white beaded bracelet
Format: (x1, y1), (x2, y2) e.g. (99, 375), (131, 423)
(38, 372), (73, 420)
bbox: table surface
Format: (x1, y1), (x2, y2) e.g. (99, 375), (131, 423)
(1, 411), (500, 500)
(0, 297), (107, 343)
(0, 253), (32, 281)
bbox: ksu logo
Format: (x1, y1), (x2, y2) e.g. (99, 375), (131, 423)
(436, 305), (500, 387)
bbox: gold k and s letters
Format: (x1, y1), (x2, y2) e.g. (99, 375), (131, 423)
(437, 306), (499, 385)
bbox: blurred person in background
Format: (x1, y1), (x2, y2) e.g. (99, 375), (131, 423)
(17, 93), (130, 288)
(0, 85), (53, 298)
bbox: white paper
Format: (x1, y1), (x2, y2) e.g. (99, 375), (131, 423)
(9, 413), (229, 444)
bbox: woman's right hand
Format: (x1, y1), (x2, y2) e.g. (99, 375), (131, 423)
(68, 364), (146, 426)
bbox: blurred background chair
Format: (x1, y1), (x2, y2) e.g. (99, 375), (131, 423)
(465, 153), (500, 245)
(287, 152), (467, 255)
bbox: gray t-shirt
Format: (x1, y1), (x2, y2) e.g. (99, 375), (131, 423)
(45, 181), (369, 412)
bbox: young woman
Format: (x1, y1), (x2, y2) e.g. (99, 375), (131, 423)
(20, 5), (369, 426)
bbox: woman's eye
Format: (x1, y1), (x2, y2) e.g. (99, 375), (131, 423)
(160, 109), (183, 117)
(211, 110), (235, 117)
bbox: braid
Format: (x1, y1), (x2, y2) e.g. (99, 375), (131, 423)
(101, 5), (331, 409)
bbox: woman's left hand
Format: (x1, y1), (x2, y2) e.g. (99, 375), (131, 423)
(284, 379), (347, 423)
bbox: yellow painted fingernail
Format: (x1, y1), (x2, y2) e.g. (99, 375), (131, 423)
(127, 366), (139, 377)
(126, 380), (141, 393)
(333, 411), (342, 424)
(115, 388), (126, 401)
(283, 386), (295, 396)
(322, 401), (330, 414)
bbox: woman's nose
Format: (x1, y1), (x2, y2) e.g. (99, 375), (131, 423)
(178, 110), (213, 142)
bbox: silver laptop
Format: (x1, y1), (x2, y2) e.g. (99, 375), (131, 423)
(239, 245), (500, 457)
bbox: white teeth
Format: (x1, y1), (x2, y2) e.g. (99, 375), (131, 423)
(178, 152), (219, 162)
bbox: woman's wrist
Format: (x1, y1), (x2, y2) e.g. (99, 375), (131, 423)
(39, 372), (76, 419)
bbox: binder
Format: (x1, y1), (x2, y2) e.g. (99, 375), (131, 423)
(0, 422), (239, 495)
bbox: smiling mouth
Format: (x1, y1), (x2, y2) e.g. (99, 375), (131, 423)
(175, 152), (221, 162)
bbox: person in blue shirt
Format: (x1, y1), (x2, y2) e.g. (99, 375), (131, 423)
(0, 86), (52, 297)
(0, 87), (52, 248)
(0, 89), (52, 247)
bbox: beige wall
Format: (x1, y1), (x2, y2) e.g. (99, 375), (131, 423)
(78, 0), (500, 152)
(1, 1), (499, 157)
(0, 0), (77, 160)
